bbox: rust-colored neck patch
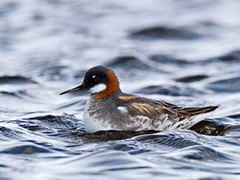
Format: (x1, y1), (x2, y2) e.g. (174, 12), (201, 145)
(94, 70), (120, 99)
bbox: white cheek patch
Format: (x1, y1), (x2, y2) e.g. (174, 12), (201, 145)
(90, 83), (107, 94)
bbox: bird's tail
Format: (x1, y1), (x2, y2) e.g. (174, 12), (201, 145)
(173, 106), (218, 130)
(181, 106), (218, 116)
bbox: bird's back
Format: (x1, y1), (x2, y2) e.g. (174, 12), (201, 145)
(116, 94), (218, 131)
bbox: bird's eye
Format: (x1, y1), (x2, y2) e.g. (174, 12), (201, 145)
(92, 75), (98, 81)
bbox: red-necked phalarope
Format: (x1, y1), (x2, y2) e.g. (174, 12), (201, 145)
(60, 66), (218, 133)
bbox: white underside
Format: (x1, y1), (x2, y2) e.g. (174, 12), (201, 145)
(84, 83), (108, 132)
(83, 111), (113, 133)
(83, 99), (112, 133)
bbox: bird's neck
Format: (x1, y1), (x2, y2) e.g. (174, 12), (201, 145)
(94, 70), (120, 99)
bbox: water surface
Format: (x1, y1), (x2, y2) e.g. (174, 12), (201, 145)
(1, 0), (240, 179)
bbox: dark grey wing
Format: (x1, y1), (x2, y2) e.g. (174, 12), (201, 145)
(117, 95), (217, 130)
(159, 101), (217, 117)
(116, 97), (183, 130)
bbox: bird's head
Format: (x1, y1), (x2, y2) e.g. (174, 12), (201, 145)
(60, 66), (120, 98)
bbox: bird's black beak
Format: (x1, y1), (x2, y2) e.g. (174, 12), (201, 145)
(60, 84), (85, 95)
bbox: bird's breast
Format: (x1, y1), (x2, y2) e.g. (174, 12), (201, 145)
(83, 96), (124, 132)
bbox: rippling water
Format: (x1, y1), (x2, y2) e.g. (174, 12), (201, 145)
(1, 0), (240, 179)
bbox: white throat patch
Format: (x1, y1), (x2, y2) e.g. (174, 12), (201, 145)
(90, 83), (107, 94)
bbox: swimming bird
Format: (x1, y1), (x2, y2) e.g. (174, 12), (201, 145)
(60, 66), (217, 133)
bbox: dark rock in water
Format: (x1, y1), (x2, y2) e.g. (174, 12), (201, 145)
(176, 75), (209, 83)
(129, 26), (201, 40)
(206, 76), (240, 93)
(0, 76), (37, 85)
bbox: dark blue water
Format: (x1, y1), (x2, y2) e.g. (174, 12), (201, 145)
(1, 0), (240, 179)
